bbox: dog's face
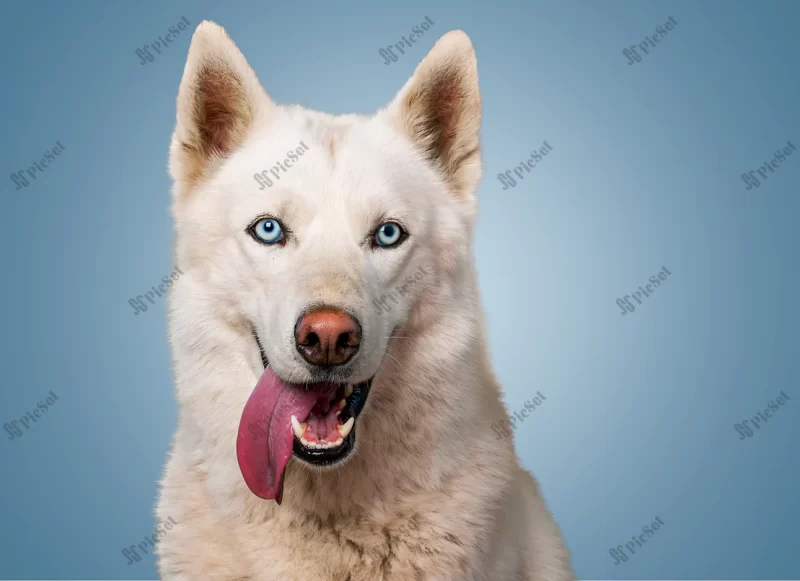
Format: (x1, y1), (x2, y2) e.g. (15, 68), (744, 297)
(169, 21), (482, 502)
(188, 125), (434, 387)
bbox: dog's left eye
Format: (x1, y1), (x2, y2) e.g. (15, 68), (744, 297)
(249, 218), (285, 245)
(373, 222), (405, 248)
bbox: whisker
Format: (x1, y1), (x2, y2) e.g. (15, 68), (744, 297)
(384, 352), (407, 373)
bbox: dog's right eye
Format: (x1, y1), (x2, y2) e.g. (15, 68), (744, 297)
(373, 221), (406, 248)
(248, 218), (285, 245)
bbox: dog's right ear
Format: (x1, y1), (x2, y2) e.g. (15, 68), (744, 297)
(169, 21), (272, 190)
(385, 30), (482, 200)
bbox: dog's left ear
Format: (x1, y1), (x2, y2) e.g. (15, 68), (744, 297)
(170, 20), (273, 190)
(385, 30), (482, 198)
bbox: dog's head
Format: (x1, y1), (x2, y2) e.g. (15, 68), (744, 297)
(169, 21), (482, 503)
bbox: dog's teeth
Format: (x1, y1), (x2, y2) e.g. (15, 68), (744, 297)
(338, 417), (355, 439)
(298, 431), (348, 450)
(344, 384), (354, 398)
(337, 399), (347, 410)
(291, 415), (307, 439)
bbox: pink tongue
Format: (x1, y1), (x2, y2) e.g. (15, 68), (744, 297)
(236, 366), (335, 504)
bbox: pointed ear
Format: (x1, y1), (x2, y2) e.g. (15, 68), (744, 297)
(385, 30), (482, 198)
(169, 21), (272, 189)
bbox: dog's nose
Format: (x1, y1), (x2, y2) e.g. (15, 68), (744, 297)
(294, 308), (361, 367)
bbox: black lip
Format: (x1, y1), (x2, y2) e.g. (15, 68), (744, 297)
(253, 331), (372, 467)
(254, 332), (269, 368)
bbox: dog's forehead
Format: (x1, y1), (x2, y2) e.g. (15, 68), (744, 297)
(229, 113), (416, 205)
(248, 108), (372, 161)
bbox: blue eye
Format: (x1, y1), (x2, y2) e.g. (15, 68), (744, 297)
(374, 222), (404, 248)
(249, 218), (284, 244)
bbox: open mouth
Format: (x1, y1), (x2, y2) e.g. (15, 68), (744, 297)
(291, 379), (370, 464)
(236, 334), (371, 504)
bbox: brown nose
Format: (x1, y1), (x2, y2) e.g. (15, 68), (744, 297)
(294, 308), (361, 367)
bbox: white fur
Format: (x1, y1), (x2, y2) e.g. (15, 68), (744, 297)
(156, 20), (574, 581)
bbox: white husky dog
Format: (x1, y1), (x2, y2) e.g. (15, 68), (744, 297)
(156, 20), (574, 581)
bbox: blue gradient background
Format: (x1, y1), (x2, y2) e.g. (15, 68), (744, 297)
(1, 0), (798, 578)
